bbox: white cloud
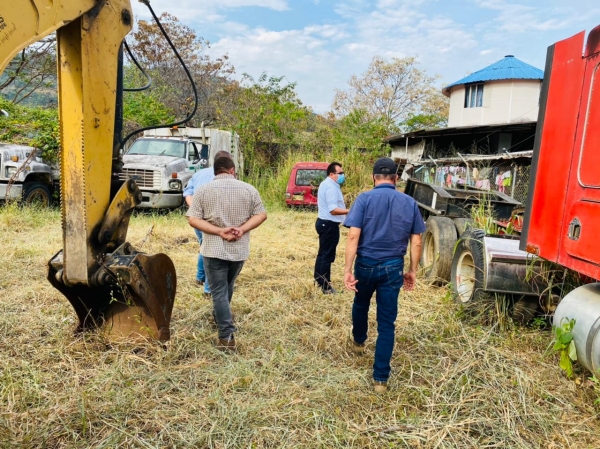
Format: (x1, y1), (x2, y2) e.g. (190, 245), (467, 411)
(131, 0), (289, 23)
(475, 1), (584, 35)
(207, 25), (344, 111)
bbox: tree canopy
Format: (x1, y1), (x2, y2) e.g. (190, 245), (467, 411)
(332, 56), (448, 133)
(0, 36), (56, 107)
(126, 13), (234, 130)
(0, 96), (59, 164)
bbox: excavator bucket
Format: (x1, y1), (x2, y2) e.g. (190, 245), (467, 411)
(48, 244), (177, 341)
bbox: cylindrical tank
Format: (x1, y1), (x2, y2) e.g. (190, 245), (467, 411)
(553, 283), (600, 374)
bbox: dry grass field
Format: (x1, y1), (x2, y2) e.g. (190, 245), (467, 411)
(2, 205), (600, 448)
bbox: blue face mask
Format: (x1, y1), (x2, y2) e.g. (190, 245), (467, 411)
(336, 174), (345, 185)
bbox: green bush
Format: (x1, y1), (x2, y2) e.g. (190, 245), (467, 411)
(0, 97), (59, 164)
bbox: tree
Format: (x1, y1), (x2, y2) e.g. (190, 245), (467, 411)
(127, 13), (234, 127)
(0, 36), (57, 106)
(216, 73), (314, 172)
(402, 89), (450, 132)
(0, 97), (59, 163)
(332, 56), (448, 133)
(330, 109), (389, 155)
(122, 91), (175, 134)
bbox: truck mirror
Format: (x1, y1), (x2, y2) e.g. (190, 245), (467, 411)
(200, 144), (209, 161)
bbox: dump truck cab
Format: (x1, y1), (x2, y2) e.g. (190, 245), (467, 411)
(121, 137), (201, 208)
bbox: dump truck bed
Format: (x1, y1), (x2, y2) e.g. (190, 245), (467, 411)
(404, 178), (521, 220)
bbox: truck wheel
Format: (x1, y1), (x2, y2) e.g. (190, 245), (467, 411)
(421, 216), (457, 284)
(453, 218), (475, 237)
(23, 182), (52, 206)
(451, 229), (486, 304)
(511, 296), (539, 325)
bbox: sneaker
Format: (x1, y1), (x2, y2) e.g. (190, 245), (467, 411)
(349, 338), (365, 355)
(195, 279), (204, 287)
(373, 381), (388, 393)
(323, 287), (339, 295)
(215, 335), (236, 352)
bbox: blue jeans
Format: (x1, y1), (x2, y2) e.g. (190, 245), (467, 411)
(352, 256), (404, 382)
(204, 257), (245, 339)
(194, 229), (210, 293)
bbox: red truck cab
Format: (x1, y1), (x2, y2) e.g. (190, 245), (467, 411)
(285, 162), (329, 207)
(521, 24), (600, 281)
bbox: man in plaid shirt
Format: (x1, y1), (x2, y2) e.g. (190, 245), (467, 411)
(187, 157), (267, 351)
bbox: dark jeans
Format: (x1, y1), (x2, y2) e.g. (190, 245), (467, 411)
(352, 256), (404, 382)
(194, 229), (210, 293)
(204, 257), (245, 339)
(314, 218), (340, 291)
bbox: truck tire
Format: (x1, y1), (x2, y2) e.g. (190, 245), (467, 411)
(451, 229), (486, 304)
(23, 182), (52, 207)
(453, 218), (475, 237)
(421, 216), (457, 284)
(511, 296), (539, 325)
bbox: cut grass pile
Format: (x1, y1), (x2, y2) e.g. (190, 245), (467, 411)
(1, 204), (600, 448)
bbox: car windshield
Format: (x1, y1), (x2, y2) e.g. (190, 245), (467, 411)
(296, 169), (326, 186)
(126, 139), (186, 159)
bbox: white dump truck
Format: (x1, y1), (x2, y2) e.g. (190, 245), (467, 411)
(120, 126), (242, 209)
(0, 143), (58, 206)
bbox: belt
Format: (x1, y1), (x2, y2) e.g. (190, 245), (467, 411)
(317, 218), (341, 225)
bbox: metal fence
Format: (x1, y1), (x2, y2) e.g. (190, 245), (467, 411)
(411, 161), (531, 204)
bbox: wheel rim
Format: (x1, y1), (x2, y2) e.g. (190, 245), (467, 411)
(26, 188), (49, 205)
(455, 250), (476, 303)
(423, 232), (435, 270)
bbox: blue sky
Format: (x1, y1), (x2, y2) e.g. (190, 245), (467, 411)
(131, 0), (600, 113)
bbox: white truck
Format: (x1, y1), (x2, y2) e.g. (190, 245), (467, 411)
(120, 126), (242, 209)
(0, 143), (58, 206)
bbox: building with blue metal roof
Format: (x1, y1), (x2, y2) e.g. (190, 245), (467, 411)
(442, 55), (543, 128)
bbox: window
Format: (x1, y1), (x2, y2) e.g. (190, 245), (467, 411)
(126, 139), (186, 158)
(295, 169), (326, 187)
(464, 83), (484, 108)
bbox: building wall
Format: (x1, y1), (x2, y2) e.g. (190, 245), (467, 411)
(447, 80), (541, 127)
(390, 140), (425, 163)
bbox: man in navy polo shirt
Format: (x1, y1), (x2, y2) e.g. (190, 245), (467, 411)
(343, 157), (425, 393)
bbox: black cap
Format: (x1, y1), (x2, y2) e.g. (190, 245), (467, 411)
(373, 157), (397, 175)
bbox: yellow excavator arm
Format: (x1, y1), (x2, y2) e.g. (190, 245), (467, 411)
(1, 1), (176, 340)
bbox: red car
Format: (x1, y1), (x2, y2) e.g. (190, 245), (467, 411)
(285, 162), (329, 207)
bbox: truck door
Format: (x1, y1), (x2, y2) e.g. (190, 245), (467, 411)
(187, 142), (201, 173)
(560, 28), (600, 280)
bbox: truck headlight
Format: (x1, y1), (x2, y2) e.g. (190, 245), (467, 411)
(5, 166), (17, 177)
(168, 179), (182, 190)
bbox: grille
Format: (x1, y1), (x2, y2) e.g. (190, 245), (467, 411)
(119, 168), (161, 188)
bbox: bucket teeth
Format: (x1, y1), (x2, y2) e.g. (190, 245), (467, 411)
(48, 245), (176, 341)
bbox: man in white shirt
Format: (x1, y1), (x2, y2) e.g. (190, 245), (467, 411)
(314, 162), (349, 294)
